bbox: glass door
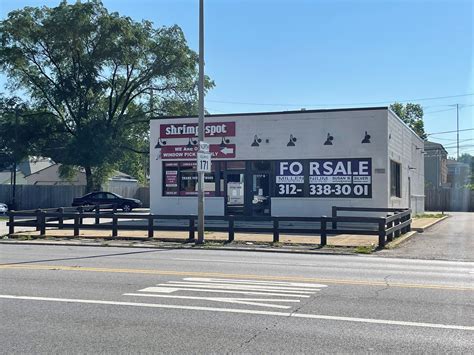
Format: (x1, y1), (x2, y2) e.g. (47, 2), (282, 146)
(251, 173), (271, 216)
(225, 171), (245, 215)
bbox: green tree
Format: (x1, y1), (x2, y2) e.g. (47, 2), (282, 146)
(0, 95), (59, 170)
(0, 0), (213, 191)
(390, 102), (427, 139)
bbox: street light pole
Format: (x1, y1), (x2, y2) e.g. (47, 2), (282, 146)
(197, 0), (205, 244)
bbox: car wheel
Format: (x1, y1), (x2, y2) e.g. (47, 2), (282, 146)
(122, 204), (132, 212)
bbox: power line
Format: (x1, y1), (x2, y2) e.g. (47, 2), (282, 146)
(427, 128), (474, 136)
(423, 107), (456, 115)
(207, 93), (474, 108)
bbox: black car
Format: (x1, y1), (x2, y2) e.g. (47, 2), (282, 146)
(72, 192), (142, 212)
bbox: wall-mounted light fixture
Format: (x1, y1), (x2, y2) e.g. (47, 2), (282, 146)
(287, 134), (297, 147)
(251, 135), (262, 147)
(361, 131), (371, 144)
(408, 166), (417, 170)
(324, 133), (334, 145)
(220, 137), (230, 148)
(154, 138), (167, 148)
(186, 137), (198, 148)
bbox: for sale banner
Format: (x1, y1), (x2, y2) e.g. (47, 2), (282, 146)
(274, 161), (305, 197)
(308, 158), (372, 198)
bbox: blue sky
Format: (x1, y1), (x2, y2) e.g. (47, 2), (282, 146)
(1, 0), (473, 156)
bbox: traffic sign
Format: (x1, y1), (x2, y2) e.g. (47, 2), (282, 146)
(199, 141), (209, 152)
(197, 152), (211, 172)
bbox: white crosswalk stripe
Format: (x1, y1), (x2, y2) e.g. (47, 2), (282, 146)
(123, 277), (327, 309)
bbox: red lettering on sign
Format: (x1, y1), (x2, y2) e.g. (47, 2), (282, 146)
(160, 144), (236, 160)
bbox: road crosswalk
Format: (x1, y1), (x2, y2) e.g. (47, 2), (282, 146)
(123, 277), (327, 309)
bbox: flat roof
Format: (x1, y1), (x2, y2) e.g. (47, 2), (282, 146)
(150, 106), (388, 120)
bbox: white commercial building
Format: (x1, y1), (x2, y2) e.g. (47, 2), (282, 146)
(150, 107), (424, 217)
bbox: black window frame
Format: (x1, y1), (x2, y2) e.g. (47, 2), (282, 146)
(162, 161), (222, 197)
(390, 160), (401, 198)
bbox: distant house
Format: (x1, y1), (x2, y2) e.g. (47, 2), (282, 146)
(0, 170), (27, 185)
(0, 157), (54, 185)
(447, 160), (471, 188)
(24, 163), (86, 185)
(424, 141), (448, 188)
(24, 163), (139, 189)
(17, 157), (55, 176)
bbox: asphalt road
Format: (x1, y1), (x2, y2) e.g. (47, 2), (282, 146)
(379, 212), (474, 261)
(1, 244), (473, 354)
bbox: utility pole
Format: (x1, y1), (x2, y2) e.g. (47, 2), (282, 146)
(197, 0), (205, 244)
(12, 108), (18, 210)
(456, 103), (459, 160)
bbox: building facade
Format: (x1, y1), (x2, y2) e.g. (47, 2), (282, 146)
(150, 107), (424, 217)
(424, 141), (448, 188)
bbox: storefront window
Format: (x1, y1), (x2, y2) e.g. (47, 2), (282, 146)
(252, 160), (271, 171)
(163, 162), (179, 196)
(180, 162), (197, 196)
(163, 162), (218, 197)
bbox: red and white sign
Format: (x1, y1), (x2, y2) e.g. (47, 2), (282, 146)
(165, 170), (178, 187)
(160, 144), (236, 160)
(160, 122), (236, 138)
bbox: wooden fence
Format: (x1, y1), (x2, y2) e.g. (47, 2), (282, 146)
(424, 188), (473, 212)
(7, 206), (412, 249)
(0, 185), (150, 210)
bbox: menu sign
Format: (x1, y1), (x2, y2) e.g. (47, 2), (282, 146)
(274, 161), (305, 197)
(309, 158), (372, 198)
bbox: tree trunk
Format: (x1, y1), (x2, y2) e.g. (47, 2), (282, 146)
(85, 166), (93, 193)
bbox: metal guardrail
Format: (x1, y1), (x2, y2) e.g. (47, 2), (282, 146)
(7, 206), (411, 248)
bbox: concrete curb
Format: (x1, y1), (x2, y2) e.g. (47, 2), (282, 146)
(412, 215), (449, 233)
(383, 231), (418, 249)
(0, 239), (358, 256)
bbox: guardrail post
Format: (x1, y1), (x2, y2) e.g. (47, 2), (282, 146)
(188, 218), (195, 241)
(95, 204), (100, 224)
(406, 212), (411, 232)
(394, 217), (401, 237)
(273, 219), (279, 243)
(57, 207), (64, 229)
(401, 213), (411, 234)
(148, 215), (154, 239)
(112, 213), (118, 238)
(113, 204), (117, 213)
(39, 210), (46, 235)
(35, 209), (41, 231)
(8, 211), (14, 235)
(378, 219), (386, 248)
(228, 216), (235, 242)
(386, 214), (393, 242)
(321, 216), (327, 246)
(73, 213), (80, 236)
(331, 207), (337, 230)
(78, 206), (84, 225)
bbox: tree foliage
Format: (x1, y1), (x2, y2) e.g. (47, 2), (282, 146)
(0, 95), (59, 171)
(0, 0), (213, 191)
(390, 102), (427, 140)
